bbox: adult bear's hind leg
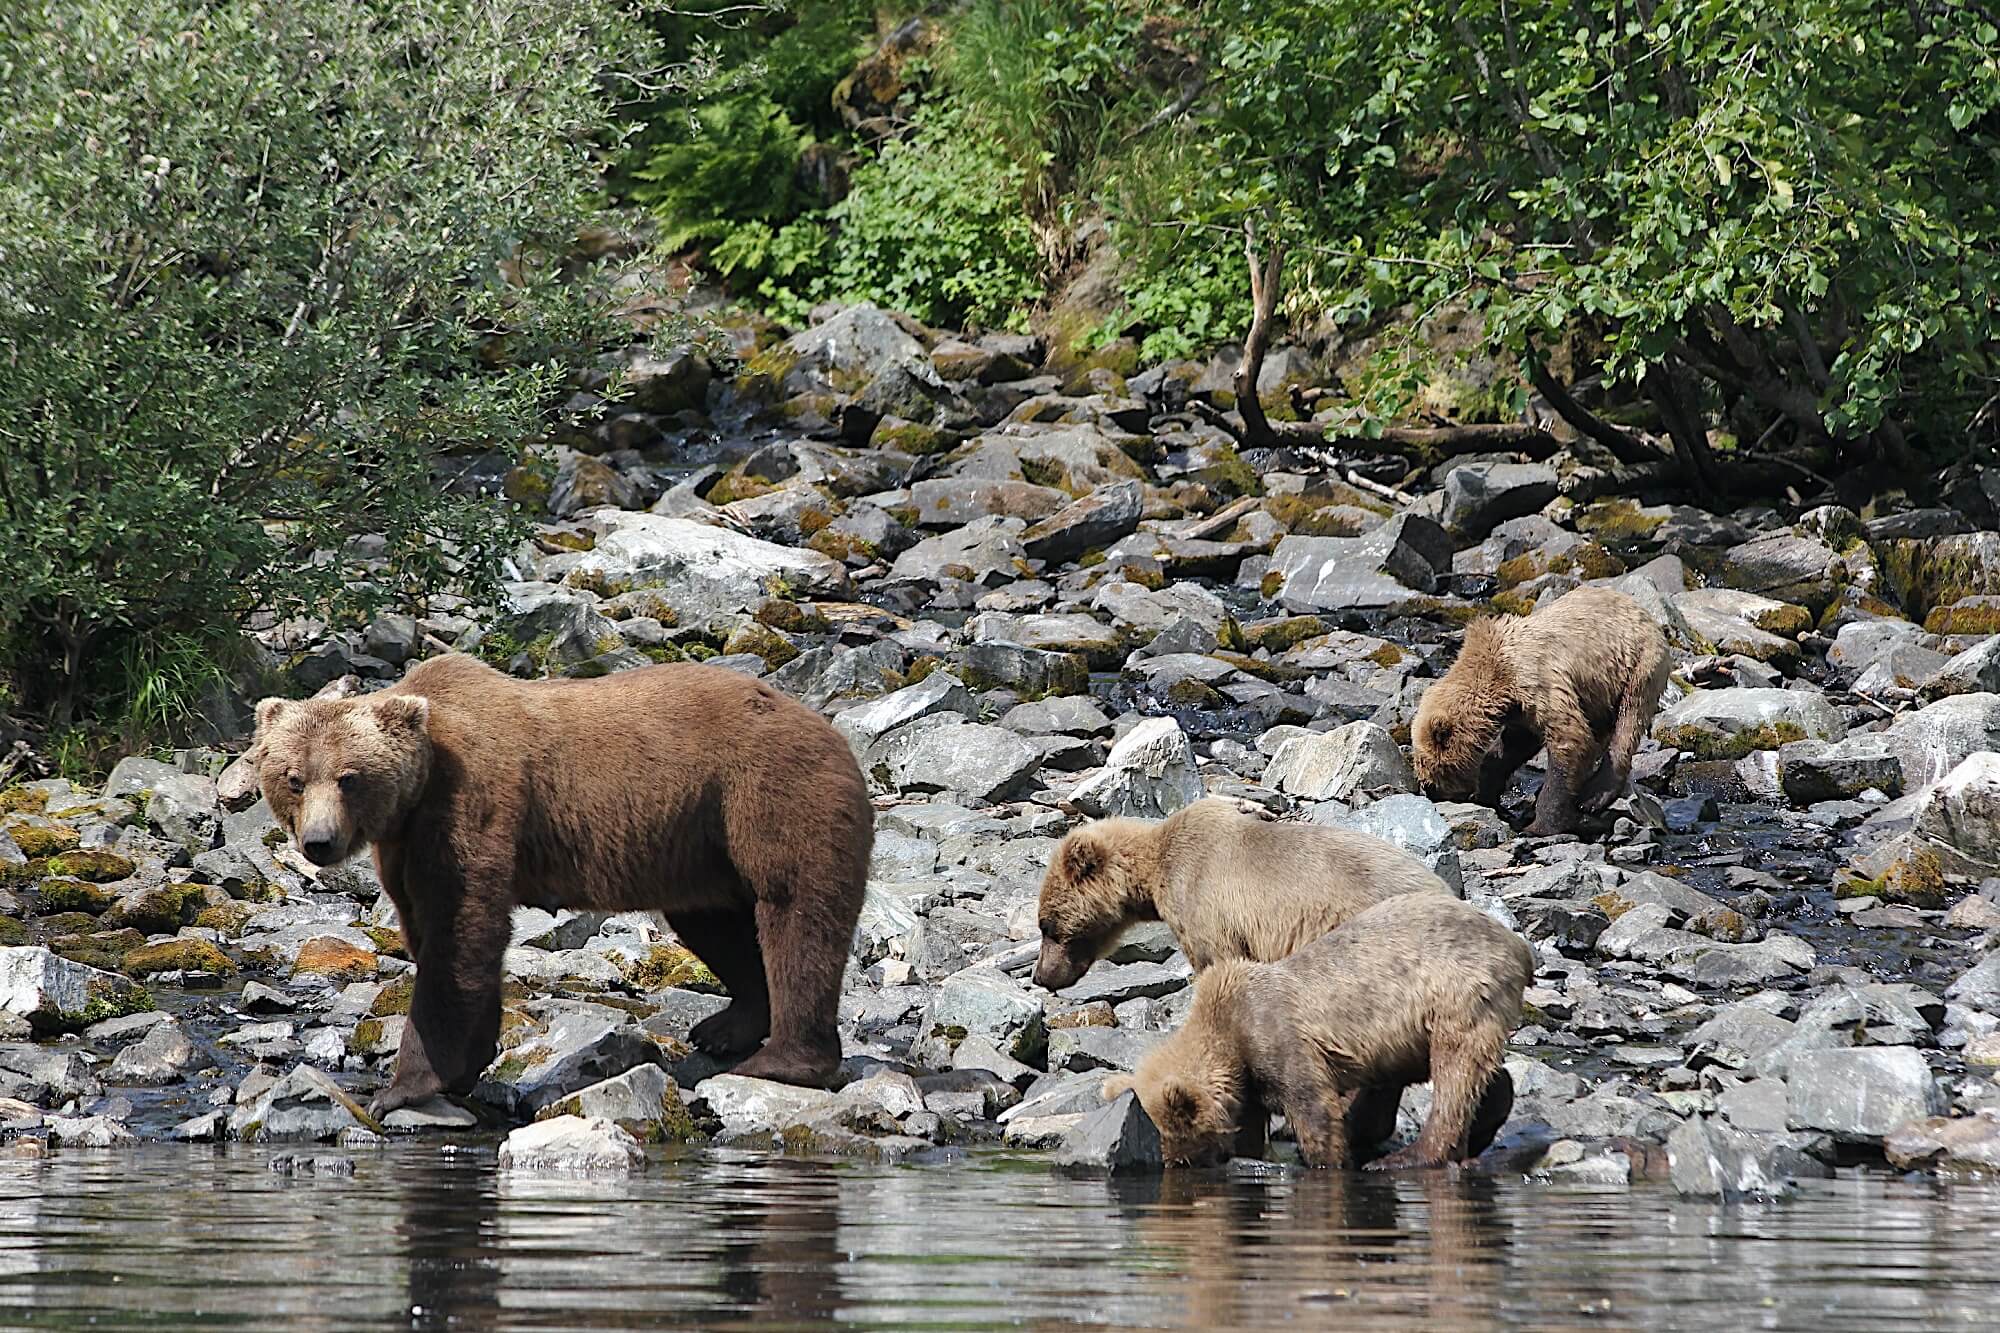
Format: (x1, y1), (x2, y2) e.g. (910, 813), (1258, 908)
(672, 908), (772, 1057)
(727, 892), (851, 1088)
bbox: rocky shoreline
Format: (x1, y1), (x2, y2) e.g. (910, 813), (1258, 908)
(9, 301), (2000, 1193)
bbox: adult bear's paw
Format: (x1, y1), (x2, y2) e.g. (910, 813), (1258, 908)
(689, 1001), (770, 1056)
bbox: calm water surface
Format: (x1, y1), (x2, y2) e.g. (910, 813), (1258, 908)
(0, 1147), (1993, 1330)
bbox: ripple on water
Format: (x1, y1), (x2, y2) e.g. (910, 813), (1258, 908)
(0, 1148), (1993, 1329)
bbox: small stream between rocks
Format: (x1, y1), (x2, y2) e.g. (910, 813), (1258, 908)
(2, 1146), (1999, 1330)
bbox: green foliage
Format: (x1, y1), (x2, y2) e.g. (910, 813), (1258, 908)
(629, 95), (811, 252)
(821, 101), (1044, 329)
(1164, 0), (2000, 466)
(0, 0), (658, 724)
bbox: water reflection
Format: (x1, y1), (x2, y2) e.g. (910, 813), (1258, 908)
(0, 1147), (1992, 1328)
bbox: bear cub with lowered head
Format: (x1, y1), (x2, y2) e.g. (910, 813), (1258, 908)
(250, 653), (872, 1117)
(1031, 797), (1447, 991)
(1412, 584), (1671, 836)
(1110, 894), (1531, 1170)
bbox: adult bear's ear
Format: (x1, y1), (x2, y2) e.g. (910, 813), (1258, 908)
(370, 694), (431, 735)
(1062, 831), (1105, 883)
(254, 698), (289, 733)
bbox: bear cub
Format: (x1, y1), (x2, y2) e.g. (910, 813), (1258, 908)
(1413, 585), (1671, 836)
(1032, 797), (1448, 991)
(250, 653), (872, 1116)
(1110, 894), (1531, 1170)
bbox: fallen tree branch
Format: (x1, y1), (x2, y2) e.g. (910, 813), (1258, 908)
(1341, 468), (1414, 507)
(1193, 397), (1562, 460)
(1523, 354), (1666, 466)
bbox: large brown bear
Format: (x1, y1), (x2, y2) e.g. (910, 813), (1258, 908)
(249, 653), (872, 1116)
(1108, 894), (1531, 1170)
(1412, 585), (1671, 836)
(1031, 797), (1447, 991)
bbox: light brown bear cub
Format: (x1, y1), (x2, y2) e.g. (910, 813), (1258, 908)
(1031, 797), (1447, 991)
(1412, 584), (1671, 836)
(250, 653), (872, 1117)
(1111, 894), (1531, 1170)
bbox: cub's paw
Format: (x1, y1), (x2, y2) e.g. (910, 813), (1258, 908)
(1363, 1145), (1450, 1172)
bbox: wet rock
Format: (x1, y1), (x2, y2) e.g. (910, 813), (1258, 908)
(0, 947), (150, 1034)
(1053, 1090), (1161, 1173)
(1667, 1117), (1830, 1199)
(1065, 717), (1204, 819)
(1880, 693), (2000, 789)
(1911, 753), (2000, 870)
(831, 671), (976, 752)
(1920, 635), (2000, 701)
(1530, 1139), (1633, 1185)
(1884, 1113), (2000, 1174)
(890, 515), (1029, 587)
(267, 1153), (356, 1177)
(692, 1074), (839, 1139)
(1046, 1028), (1163, 1074)
(0, 1046), (102, 1106)
(475, 1005), (670, 1116)
(497, 1115), (647, 1176)
(565, 512), (850, 622)
(229, 1065), (377, 1143)
(866, 717), (1043, 804)
(1946, 953), (2000, 1013)
(1778, 734), (1905, 803)
(1652, 687), (1846, 760)
(1264, 722), (1417, 802)
(907, 478), (1066, 528)
(1785, 1048), (1941, 1140)
(47, 1115), (136, 1148)
(1020, 481), (1144, 563)
(538, 1064), (692, 1143)
(1318, 794), (1463, 893)
(106, 1018), (198, 1085)
(1439, 462), (1559, 540)
(968, 613), (1121, 666)
(914, 968), (1045, 1067)
(1266, 514), (1454, 612)
(382, 1097), (480, 1132)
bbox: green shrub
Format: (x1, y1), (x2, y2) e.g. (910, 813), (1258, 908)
(0, 0), (661, 725)
(821, 100), (1044, 329)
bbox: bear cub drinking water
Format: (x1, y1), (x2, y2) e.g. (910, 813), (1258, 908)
(1108, 893), (1532, 1170)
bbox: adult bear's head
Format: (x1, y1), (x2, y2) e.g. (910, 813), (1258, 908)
(247, 692), (433, 866)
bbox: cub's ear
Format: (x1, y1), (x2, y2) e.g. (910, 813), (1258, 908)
(369, 694), (431, 735)
(254, 698), (290, 733)
(1100, 1074), (1136, 1101)
(1156, 1078), (1201, 1128)
(1061, 830), (1106, 883)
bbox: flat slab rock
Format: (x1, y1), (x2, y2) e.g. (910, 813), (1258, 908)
(497, 1115), (647, 1176)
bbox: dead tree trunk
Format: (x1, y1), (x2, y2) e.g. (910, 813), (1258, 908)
(1232, 212), (1286, 449)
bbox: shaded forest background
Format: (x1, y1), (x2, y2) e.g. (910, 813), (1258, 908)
(1, 0), (1996, 762)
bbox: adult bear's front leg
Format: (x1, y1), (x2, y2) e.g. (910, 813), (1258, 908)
(371, 866), (512, 1119)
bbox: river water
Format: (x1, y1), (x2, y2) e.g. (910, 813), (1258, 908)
(0, 1147), (1995, 1330)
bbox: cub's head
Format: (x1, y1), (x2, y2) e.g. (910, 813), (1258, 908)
(247, 692), (433, 866)
(1033, 820), (1148, 992)
(1106, 1056), (1239, 1168)
(1411, 620), (1511, 801)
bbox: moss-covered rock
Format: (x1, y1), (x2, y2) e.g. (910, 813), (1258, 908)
(293, 936), (378, 981)
(41, 851), (136, 883)
(35, 879), (117, 916)
(5, 825), (80, 858)
(193, 902), (256, 937)
(124, 938), (235, 976)
(625, 943), (724, 993)
(370, 975), (417, 1017)
(721, 623), (800, 668)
